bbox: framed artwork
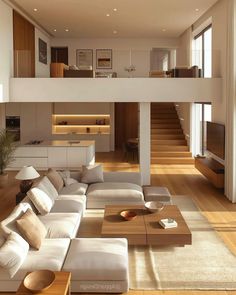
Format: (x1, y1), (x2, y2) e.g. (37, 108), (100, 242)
(96, 49), (112, 69)
(38, 38), (47, 64)
(76, 49), (93, 69)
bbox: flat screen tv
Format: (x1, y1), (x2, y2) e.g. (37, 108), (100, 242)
(206, 122), (225, 160)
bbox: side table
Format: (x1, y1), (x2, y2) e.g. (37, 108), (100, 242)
(16, 192), (26, 205)
(16, 271), (71, 295)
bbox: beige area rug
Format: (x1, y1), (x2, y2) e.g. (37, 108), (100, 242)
(78, 196), (236, 290)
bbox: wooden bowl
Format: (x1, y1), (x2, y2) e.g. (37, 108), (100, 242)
(24, 270), (55, 293)
(145, 201), (164, 213)
(120, 210), (137, 221)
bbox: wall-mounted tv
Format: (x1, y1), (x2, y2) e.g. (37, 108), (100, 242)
(206, 121), (225, 160)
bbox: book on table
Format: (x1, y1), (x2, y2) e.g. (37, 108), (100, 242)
(159, 218), (178, 229)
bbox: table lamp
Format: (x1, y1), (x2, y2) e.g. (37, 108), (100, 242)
(15, 166), (40, 194)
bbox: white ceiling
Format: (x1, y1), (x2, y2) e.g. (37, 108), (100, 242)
(10, 0), (218, 38)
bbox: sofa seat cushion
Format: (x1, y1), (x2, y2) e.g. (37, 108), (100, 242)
(51, 195), (86, 215)
(0, 238), (70, 280)
(86, 182), (144, 208)
(38, 213), (81, 239)
(59, 182), (88, 196)
(63, 238), (128, 281)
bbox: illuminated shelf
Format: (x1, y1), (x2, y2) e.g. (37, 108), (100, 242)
(52, 114), (111, 135)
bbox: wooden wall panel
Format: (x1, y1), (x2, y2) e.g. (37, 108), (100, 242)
(13, 10), (35, 77)
(115, 103), (139, 149)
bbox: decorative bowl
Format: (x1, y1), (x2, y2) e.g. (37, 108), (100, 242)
(23, 270), (55, 293)
(145, 201), (164, 213)
(120, 210), (137, 221)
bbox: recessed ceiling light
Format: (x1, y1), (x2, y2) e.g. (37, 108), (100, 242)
(162, 28), (166, 32)
(33, 8), (37, 12)
(195, 8), (199, 12)
(53, 29), (57, 32)
(65, 29), (69, 32)
(113, 8), (117, 12)
(106, 13), (110, 17)
(113, 30), (118, 34)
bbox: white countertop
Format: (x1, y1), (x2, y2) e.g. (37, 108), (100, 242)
(22, 140), (95, 147)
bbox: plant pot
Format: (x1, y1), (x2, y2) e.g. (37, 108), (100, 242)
(0, 173), (9, 188)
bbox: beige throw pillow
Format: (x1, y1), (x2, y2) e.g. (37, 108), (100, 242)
(16, 209), (47, 250)
(46, 168), (64, 192)
(0, 232), (29, 278)
(80, 164), (104, 184)
(27, 187), (53, 215)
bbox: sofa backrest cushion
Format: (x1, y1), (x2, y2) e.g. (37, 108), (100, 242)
(0, 232), (29, 278)
(34, 176), (58, 202)
(103, 172), (142, 185)
(46, 168), (64, 192)
(27, 187), (53, 215)
(81, 164), (104, 184)
(59, 182), (88, 196)
(16, 209), (47, 250)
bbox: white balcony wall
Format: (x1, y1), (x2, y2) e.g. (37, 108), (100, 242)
(10, 78), (222, 103)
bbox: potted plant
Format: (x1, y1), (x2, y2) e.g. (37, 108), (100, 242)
(0, 129), (17, 187)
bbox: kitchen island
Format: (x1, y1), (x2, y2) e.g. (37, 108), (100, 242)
(8, 140), (95, 170)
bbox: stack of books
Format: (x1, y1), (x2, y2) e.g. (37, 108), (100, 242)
(159, 218), (178, 229)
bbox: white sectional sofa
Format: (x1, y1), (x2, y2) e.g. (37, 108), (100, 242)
(0, 168), (145, 293)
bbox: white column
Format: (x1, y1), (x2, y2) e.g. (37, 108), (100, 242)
(225, 0), (236, 202)
(139, 102), (151, 185)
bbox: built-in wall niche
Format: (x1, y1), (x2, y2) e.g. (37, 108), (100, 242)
(52, 114), (110, 135)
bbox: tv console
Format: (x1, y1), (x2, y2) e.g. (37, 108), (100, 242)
(195, 157), (224, 189)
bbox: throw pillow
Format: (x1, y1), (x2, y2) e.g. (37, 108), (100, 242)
(0, 232), (29, 278)
(16, 209), (47, 250)
(34, 176), (58, 202)
(64, 177), (78, 186)
(80, 164), (104, 184)
(27, 187), (53, 215)
(46, 168), (64, 192)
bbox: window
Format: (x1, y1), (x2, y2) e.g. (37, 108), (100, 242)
(192, 25), (212, 155)
(192, 25), (212, 77)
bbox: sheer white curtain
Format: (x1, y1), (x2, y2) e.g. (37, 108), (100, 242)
(225, 0), (236, 202)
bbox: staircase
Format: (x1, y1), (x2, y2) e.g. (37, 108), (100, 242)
(151, 103), (194, 164)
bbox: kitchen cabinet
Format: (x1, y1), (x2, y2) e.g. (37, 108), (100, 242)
(7, 141), (95, 170)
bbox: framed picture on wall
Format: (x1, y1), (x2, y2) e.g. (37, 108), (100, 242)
(96, 49), (112, 69)
(76, 49), (93, 70)
(38, 38), (47, 64)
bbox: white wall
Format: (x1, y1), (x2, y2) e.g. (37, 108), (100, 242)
(0, 0), (13, 102)
(176, 28), (192, 67)
(35, 28), (51, 77)
(51, 37), (179, 77)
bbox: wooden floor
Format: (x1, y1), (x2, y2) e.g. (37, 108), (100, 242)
(0, 157), (236, 294)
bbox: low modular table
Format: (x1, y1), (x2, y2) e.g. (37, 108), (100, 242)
(101, 205), (192, 246)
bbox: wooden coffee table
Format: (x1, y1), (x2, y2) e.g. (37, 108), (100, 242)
(101, 205), (191, 246)
(16, 271), (71, 295)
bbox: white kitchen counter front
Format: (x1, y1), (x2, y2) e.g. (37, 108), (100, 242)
(22, 140), (95, 147)
(8, 140), (95, 170)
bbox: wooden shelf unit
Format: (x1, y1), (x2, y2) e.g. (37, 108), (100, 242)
(195, 157), (224, 189)
(52, 114), (110, 135)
